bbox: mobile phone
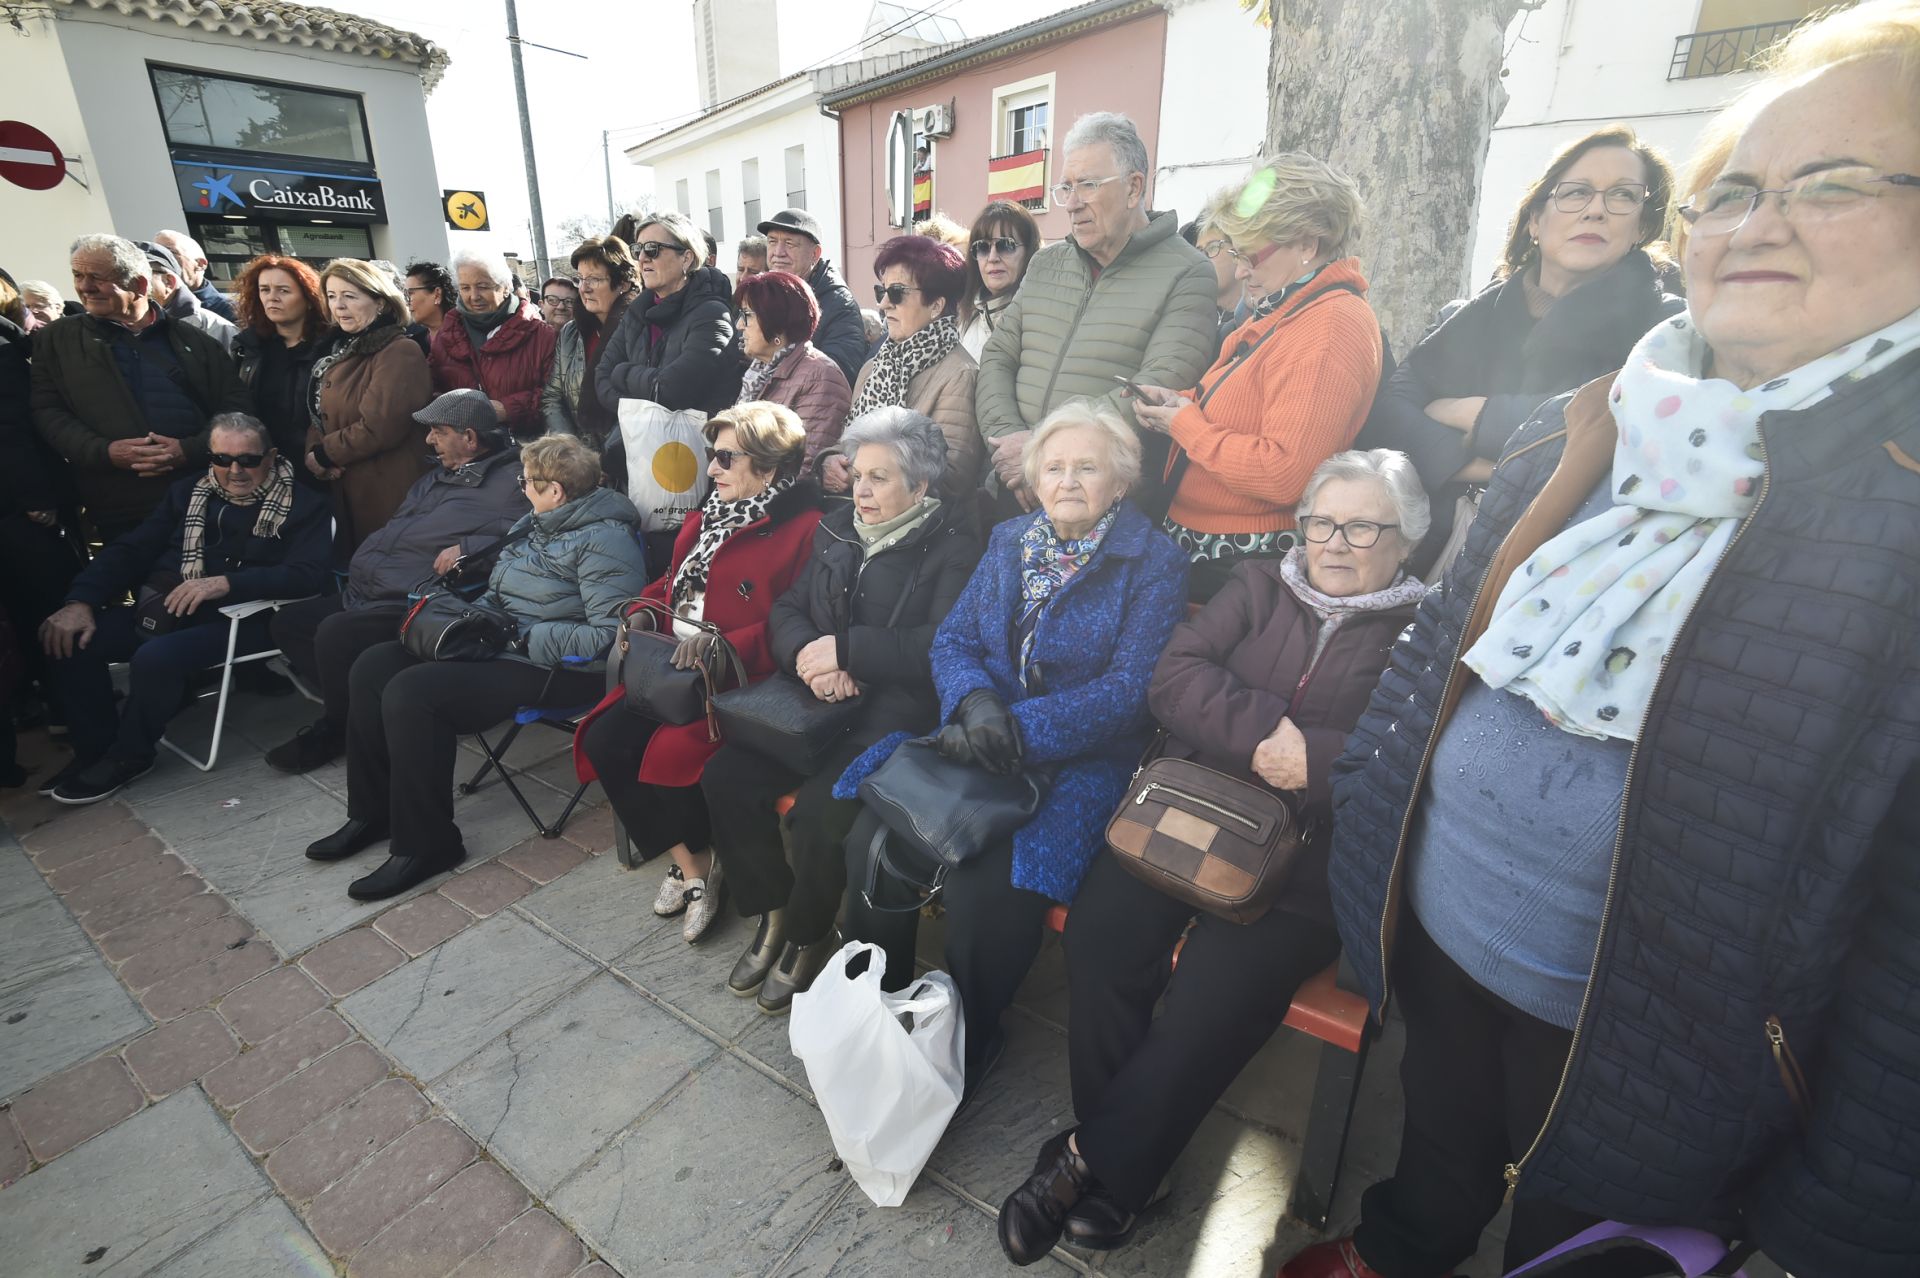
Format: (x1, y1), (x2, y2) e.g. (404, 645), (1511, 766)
(1113, 374), (1150, 400)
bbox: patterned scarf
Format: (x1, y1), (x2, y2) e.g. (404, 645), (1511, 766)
(738, 341), (797, 404)
(1016, 504), (1118, 676)
(1277, 545), (1429, 664)
(180, 457), (297, 581)
(849, 314), (961, 417)
(670, 475), (792, 610)
(309, 320), (399, 434)
(1464, 303), (1920, 740)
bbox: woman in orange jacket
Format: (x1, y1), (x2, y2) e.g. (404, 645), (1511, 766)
(1134, 155), (1382, 597)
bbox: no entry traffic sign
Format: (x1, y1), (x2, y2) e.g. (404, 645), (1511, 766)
(0, 121), (66, 191)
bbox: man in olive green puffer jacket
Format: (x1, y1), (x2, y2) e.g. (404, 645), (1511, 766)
(974, 112), (1219, 521)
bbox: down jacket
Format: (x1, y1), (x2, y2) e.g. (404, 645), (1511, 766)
(1329, 356), (1920, 1277)
(767, 500), (981, 748)
(344, 445), (527, 608)
(751, 340), (851, 467)
(428, 302), (557, 440)
(541, 290), (634, 450)
(484, 486), (648, 667)
(975, 211), (1220, 515)
(836, 503), (1188, 902)
(848, 346), (982, 501)
(595, 267), (738, 418)
(806, 258), (870, 386)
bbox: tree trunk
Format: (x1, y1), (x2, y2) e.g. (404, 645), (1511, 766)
(1265, 0), (1529, 348)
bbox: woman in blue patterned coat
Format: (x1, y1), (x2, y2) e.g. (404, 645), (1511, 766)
(836, 400), (1188, 1091)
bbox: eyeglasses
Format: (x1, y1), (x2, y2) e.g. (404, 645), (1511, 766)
(1198, 239), (1230, 259)
(1049, 174), (1125, 203)
(873, 283), (923, 305)
(1547, 182), (1650, 215)
(705, 447), (744, 469)
(738, 307), (756, 322)
(576, 274), (611, 289)
(515, 473), (551, 490)
(541, 294), (576, 308)
(636, 241), (685, 260)
(1677, 167), (1920, 236)
(1298, 515), (1398, 548)
(1223, 242), (1281, 268)
(210, 452), (266, 469)
(971, 236), (1021, 258)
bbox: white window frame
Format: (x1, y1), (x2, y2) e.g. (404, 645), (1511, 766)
(990, 71), (1055, 212)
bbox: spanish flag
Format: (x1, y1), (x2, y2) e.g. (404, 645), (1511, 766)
(913, 169), (932, 216)
(988, 149), (1046, 204)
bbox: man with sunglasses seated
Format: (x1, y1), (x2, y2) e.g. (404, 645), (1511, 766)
(37, 413), (332, 803)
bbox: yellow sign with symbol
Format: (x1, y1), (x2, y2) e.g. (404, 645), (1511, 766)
(443, 189), (489, 231)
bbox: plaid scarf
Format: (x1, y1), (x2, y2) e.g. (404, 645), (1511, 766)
(180, 456), (296, 581)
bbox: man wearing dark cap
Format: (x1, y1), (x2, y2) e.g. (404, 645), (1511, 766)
(265, 389), (528, 774)
(756, 208), (867, 383)
(136, 239), (237, 353)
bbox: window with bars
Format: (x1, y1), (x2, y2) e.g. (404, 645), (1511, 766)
(741, 157), (761, 235)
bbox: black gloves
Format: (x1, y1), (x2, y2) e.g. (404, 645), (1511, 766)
(670, 633), (715, 670)
(934, 689), (1024, 775)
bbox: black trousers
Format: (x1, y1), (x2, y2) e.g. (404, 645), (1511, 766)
(345, 640), (602, 859)
(1065, 853), (1342, 1211)
(271, 595), (406, 728)
(579, 703), (711, 861)
(699, 737), (868, 943)
(1353, 912), (1603, 1278)
(46, 606), (274, 764)
(842, 836), (1053, 1075)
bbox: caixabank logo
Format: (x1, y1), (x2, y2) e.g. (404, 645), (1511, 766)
(173, 159), (387, 223)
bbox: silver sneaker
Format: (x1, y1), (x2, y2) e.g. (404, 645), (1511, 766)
(681, 857), (725, 943)
(652, 864), (691, 917)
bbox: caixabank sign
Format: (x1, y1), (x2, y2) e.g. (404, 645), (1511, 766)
(171, 156), (387, 224)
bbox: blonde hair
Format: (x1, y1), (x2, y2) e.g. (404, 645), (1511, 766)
(519, 434), (603, 500)
(1021, 400), (1143, 495)
(638, 212), (708, 269)
(0, 274), (20, 326)
(1676, 2), (1920, 245)
(320, 258), (409, 327)
(914, 212), (969, 250)
(1208, 152), (1366, 259)
(707, 401), (807, 481)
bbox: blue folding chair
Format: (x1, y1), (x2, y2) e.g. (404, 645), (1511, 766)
(458, 655), (597, 839)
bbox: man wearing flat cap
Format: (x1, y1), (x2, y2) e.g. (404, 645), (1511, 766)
(756, 208), (868, 383)
(264, 389), (529, 775)
(135, 239), (237, 353)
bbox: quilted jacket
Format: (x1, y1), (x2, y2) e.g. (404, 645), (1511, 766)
(750, 340), (851, 467)
(848, 345), (982, 501)
(540, 291), (633, 450)
(835, 503), (1188, 902)
(974, 211), (1220, 515)
(484, 486), (648, 667)
(595, 267), (739, 418)
(1328, 352), (1920, 1277)
(428, 302), (557, 441)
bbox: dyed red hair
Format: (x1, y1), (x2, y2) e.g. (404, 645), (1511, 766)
(734, 269), (819, 347)
(233, 254), (326, 340)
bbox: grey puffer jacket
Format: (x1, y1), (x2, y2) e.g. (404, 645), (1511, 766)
(485, 486), (649, 666)
(344, 446), (527, 607)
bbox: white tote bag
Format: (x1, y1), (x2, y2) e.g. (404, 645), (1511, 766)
(789, 941), (966, 1207)
(618, 398), (709, 533)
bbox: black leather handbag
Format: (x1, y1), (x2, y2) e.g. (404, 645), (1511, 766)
(711, 674), (862, 775)
(398, 592), (521, 661)
(852, 736), (1048, 909)
(616, 598), (746, 740)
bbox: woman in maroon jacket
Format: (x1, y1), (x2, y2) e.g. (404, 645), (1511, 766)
(995, 449), (1432, 1264)
(428, 248), (557, 441)
(735, 269), (851, 468)
(572, 402), (823, 944)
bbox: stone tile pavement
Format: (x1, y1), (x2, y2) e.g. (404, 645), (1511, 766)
(0, 686), (1536, 1277)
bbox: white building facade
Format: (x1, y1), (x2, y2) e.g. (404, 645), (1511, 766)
(1152, 0), (1270, 228)
(1, 0), (448, 290)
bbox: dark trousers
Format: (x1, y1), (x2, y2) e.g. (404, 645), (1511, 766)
(842, 836), (1053, 1075)
(699, 737), (868, 943)
(579, 704), (711, 861)
(1065, 854), (1342, 1211)
(270, 594), (405, 727)
(0, 514), (84, 724)
(1353, 912), (1602, 1278)
(46, 606), (274, 764)
(345, 641), (602, 859)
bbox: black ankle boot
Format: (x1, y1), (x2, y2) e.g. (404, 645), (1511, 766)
(347, 846), (465, 901)
(727, 909), (786, 995)
(1062, 1175), (1170, 1250)
(997, 1130), (1094, 1266)
(306, 818), (388, 862)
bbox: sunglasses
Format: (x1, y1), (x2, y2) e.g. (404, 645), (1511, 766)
(210, 452), (266, 469)
(637, 241), (685, 260)
(705, 447), (744, 469)
(873, 283), (923, 305)
(971, 236), (1022, 258)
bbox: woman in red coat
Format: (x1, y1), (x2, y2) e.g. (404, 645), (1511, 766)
(428, 248), (557, 441)
(574, 402), (822, 942)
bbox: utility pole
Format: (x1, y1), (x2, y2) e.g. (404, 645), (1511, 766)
(603, 130), (615, 230)
(505, 0), (550, 281)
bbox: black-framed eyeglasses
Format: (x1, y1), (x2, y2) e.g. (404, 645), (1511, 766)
(541, 294), (576, 308)
(705, 447), (744, 469)
(1677, 168), (1920, 235)
(738, 307), (756, 322)
(1298, 515), (1399, 548)
(971, 236), (1021, 258)
(210, 452), (266, 469)
(636, 240), (685, 260)
(1547, 182), (1650, 215)
(1198, 238), (1229, 259)
(873, 283), (923, 305)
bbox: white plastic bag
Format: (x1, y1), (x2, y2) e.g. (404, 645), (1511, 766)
(789, 941), (965, 1206)
(619, 398), (709, 533)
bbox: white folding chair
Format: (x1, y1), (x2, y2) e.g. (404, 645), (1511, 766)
(158, 596), (311, 772)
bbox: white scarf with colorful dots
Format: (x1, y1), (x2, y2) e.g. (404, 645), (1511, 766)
(1463, 304), (1920, 741)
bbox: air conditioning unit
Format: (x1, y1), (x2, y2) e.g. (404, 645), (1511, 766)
(919, 102), (955, 138)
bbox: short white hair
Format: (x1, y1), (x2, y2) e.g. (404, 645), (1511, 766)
(1063, 112), (1150, 181)
(637, 212), (709, 269)
(19, 280), (61, 306)
(451, 247), (515, 290)
(1298, 448), (1432, 548)
(1021, 399), (1143, 495)
(155, 229), (204, 262)
(70, 235), (148, 288)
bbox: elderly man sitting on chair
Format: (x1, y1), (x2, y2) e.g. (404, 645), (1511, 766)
(39, 412), (332, 804)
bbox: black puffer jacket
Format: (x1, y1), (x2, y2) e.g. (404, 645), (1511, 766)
(767, 500), (980, 747)
(593, 266), (738, 417)
(0, 316), (74, 520)
(806, 258), (869, 387)
(234, 327), (323, 466)
(1329, 354), (1920, 1277)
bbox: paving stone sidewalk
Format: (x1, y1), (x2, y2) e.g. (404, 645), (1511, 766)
(0, 687), (1526, 1277)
